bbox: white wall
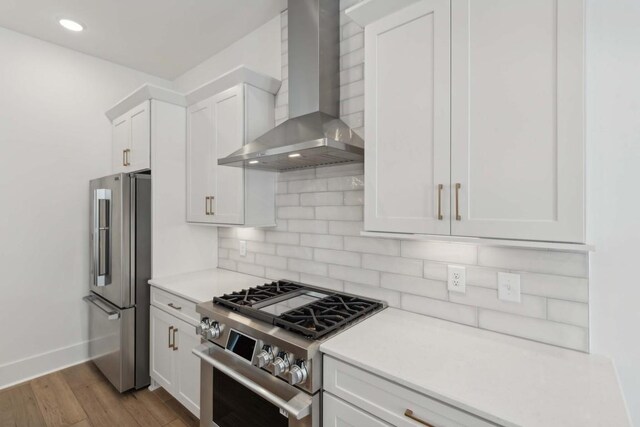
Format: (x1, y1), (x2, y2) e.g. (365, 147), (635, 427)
(0, 26), (172, 387)
(587, 0), (640, 422)
(173, 16), (281, 93)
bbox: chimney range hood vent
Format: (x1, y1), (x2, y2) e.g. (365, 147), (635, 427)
(218, 0), (364, 172)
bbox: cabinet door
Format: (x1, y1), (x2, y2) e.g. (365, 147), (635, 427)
(127, 100), (151, 172)
(210, 85), (245, 224)
(150, 306), (176, 393)
(451, 0), (585, 242)
(175, 318), (201, 417)
(364, 0), (451, 235)
(323, 393), (392, 427)
(186, 99), (215, 223)
(112, 113), (129, 174)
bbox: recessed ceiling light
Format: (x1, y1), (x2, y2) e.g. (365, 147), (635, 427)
(288, 153), (301, 158)
(249, 160), (259, 164)
(59, 19), (84, 32)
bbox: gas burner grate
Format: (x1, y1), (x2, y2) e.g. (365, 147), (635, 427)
(214, 280), (303, 308)
(275, 295), (383, 339)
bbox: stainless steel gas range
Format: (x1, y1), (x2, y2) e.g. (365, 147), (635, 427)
(192, 280), (386, 427)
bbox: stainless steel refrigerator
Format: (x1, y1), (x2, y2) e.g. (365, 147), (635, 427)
(83, 172), (151, 392)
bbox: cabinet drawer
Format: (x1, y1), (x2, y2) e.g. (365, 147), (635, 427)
(151, 287), (199, 326)
(324, 356), (497, 427)
(324, 392), (391, 427)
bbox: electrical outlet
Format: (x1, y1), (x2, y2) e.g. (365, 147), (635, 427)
(447, 265), (466, 293)
(239, 240), (247, 257)
(498, 272), (521, 302)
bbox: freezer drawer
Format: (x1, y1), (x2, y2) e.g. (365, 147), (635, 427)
(84, 294), (135, 392)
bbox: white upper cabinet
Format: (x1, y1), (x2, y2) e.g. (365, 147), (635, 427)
(355, 0), (585, 243)
(186, 69), (280, 227)
(450, 0), (585, 242)
(364, 0), (451, 235)
(111, 100), (150, 173)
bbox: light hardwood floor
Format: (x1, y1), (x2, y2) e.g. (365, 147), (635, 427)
(0, 362), (199, 427)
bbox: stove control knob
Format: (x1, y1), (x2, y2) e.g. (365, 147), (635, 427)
(205, 321), (222, 340)
(195, 318), (209, 336)
(256, 345), (274, 368)
(288, 361), (308, 386)
(271, 352), (290, 376)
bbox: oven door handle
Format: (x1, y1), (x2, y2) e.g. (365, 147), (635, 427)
(192, 343), (312, 420)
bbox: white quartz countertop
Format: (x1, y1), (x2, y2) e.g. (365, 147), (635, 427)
(320, 308), (630, 427)
(148, 268), (265, 303)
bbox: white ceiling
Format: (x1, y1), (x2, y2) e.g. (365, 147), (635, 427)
(0, 0), (286, 79)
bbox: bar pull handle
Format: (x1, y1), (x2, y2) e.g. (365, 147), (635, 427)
(455, 183), (461, 221)
(173, 328), (178, 351)
(123, 149), (127, 166)
(209, 196), (215, 216)
(168, 302), (182, 310)
(93, 189), (111, 287)
(169, 326), (174, 349)
(125, 149), (131, 166)
(83, 295), (120, 320)
(437, 184), (443, 220)
(404, 409), (435, 427)
(205, 196), (210, 215)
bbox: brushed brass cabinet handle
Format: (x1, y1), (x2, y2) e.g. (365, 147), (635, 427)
(122, 149), (127, 166)
(404, 409), (435, 427)
(168, 302), (182, 310)
(172, 328), (178, 351)
(437, 184), (443, 220)
(455, 183), (461, 221)
(168, 326), (174, 349)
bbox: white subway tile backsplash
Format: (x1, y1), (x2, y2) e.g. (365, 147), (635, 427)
(547, 299), (589, 327)
(329, 220), (363, 236)
(289, 179), (328, 193)
(402, 241), (478, 265)
(288, 220), (329, 234)
(288, 259), (329, 276)
(300, 233), (343, 249)
(478, 247), (588, 278)
(277, 245), (314, 260)
(316, 206), (363, 221)
(329, 265), (380, 286)
(216, 9), (591, 352)
(343, 190), (364, 206)
(381, 273), (448, 300)
(276, 194), (300, 206)
(300, 274), (344, 291)
(478, 310), (589, 352)
(327, 175), (364, 191)
(345, 236), (399, 256)
(266, 231), (300, 245)
(401, 294), (478, 327)
(345, 282), (401, 308)
(255, 254), (287, 270)
(520, 273), (589, 303)
(362, 254), (423, 277)
(314, 249), (361, 267)
(278, 206), (315, 219)
(450, 286), (547, 319)
(300, 192), (343, 206)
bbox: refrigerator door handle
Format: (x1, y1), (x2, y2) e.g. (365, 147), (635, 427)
(94, 188), (112, 287)
(83, 295), (120, 320)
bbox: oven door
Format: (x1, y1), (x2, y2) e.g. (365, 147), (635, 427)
(193, 343), (317, 427)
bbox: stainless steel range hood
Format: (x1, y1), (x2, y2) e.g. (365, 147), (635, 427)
(218, 0), (364, 172)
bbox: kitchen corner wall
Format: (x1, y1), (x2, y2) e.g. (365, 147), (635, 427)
(218, 2), (590, 352)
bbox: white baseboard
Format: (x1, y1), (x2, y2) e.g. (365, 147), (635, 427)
(0, 340), (90, 390)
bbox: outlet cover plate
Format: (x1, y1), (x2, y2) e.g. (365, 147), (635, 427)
(447, 265), (466, 293)
(498, 272), (521, 302)
(239, 240), (247, 257)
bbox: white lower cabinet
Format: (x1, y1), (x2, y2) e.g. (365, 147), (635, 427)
(323, 356), (497, 427)
(323, 393), (391, 427)
(150, 295), (200, 417)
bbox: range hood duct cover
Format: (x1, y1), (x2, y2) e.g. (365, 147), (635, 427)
(218, 0), (364, 172)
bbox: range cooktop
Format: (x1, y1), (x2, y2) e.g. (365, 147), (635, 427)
(213, 280), (384, 339)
